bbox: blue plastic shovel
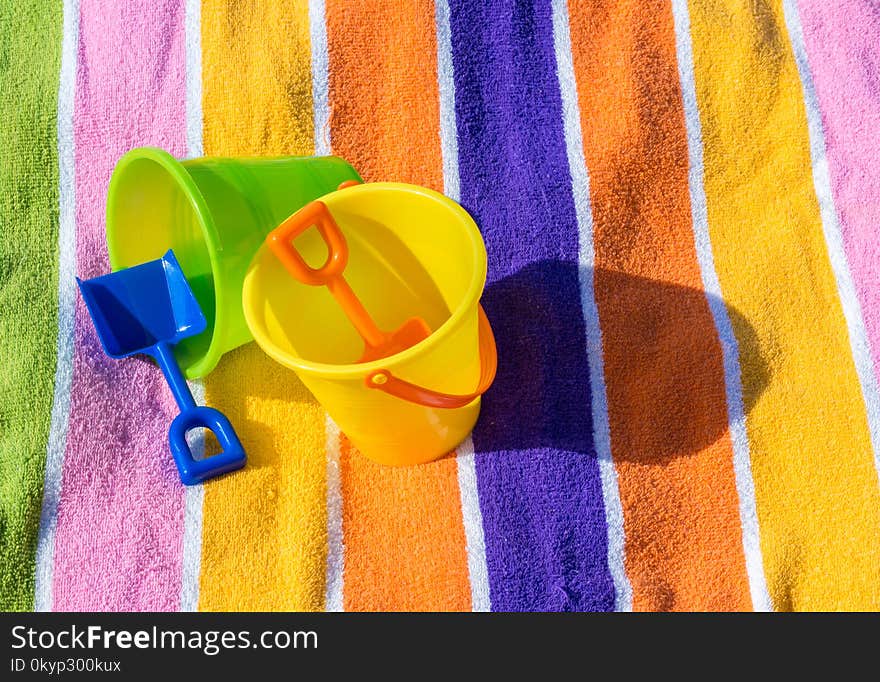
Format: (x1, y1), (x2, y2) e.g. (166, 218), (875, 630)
(77, 250), (246, 485)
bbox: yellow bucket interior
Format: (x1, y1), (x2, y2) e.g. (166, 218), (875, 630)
(244, 182), (485, 376)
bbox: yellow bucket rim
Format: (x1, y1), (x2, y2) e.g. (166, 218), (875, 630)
(242, 182), (488, 380)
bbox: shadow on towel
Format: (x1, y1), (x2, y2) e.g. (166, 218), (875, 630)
(474, 259), (768, 464)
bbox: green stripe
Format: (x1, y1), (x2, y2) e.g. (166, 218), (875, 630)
(0, 0), (64, 611)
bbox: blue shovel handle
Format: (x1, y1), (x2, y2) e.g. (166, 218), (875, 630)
(168, 406), (246, 485)
(154, 342), (246, 485)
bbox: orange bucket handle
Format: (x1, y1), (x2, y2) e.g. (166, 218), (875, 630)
(365, 305), (497, 409)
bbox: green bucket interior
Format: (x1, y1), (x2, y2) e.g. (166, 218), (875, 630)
(106, 149), (216, 375)
(106, 147), (362, 378)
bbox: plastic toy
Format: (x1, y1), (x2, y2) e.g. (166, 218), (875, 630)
(242, 182), (497, 466)
(268, 198), (433, 362)
(77, 250), (246, 485)
(105, 147), (361, 379)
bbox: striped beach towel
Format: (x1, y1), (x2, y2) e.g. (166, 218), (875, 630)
(2, 0), (879, 612)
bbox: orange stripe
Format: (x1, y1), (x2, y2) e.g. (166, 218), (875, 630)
(339, 438), (470, 611)
(325, 0), (443, 188)
(325, 0), (470, 611)
(568, 0), (751, 609)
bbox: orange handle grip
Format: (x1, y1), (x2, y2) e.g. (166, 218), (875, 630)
(365, 306), (497, 409)
(267, 201), (349, 286)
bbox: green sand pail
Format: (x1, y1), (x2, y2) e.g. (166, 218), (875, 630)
(106, 147), (361, 378)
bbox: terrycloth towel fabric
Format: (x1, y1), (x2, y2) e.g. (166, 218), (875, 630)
(2, 0), (880, 612)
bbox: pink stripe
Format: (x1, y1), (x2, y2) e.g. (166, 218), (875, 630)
(52, 0), (187, 611)
(797, 1), (880, 381)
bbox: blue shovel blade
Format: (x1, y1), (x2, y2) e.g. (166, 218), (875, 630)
(76, 250), (206, 358)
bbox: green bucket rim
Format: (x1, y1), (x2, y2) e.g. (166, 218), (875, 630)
(106, 146), (225, 379)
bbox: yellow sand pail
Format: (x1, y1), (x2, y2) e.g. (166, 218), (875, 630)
(242, 182), (497, 466)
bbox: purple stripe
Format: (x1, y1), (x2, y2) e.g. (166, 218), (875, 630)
(449, 0), (615, 610)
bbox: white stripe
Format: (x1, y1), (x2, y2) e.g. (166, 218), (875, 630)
(782, 0), (880, 488)
(184, 0), (204, 159)
(179, 385), (204, 612)
(180, 482), (204, 612)
(434, 0), (460, 203)
(670, 0), (772, 611)
(308, 0), (345, 612)
(435, 0), (492, 611)
(180, 0), (205, 613)
(324, 416), (344, 612)
(308, 0), (331, 156)
(551, 0), (632, 612)
(34, 0), (80, 613)
(455, 437), (491, 611)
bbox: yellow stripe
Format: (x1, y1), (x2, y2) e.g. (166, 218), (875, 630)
(198, 0), (327, 611)
(688, 0), (880, 609)
(202, 1), (314, 157)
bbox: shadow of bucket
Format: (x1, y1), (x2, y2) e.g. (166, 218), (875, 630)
(243, 182), (497, 466)
(105, 146), (361, 378)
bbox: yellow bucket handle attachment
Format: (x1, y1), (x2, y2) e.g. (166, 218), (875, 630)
(365, 305), (497, 409)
